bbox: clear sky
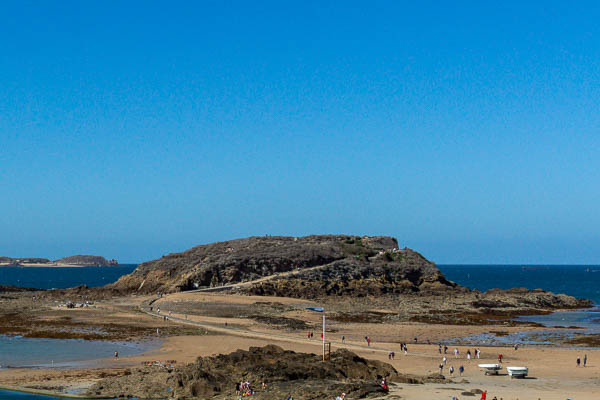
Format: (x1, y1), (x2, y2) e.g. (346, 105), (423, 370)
(1, 1), (599, 264)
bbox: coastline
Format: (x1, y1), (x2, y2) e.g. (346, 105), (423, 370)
(0, 264), (121, 268)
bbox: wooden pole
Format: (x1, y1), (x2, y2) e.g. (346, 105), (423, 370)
(322, 313), (326, 362)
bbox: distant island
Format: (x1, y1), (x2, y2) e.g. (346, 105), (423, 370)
(0, 255), (118, 267)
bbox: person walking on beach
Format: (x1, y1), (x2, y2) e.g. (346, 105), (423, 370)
(442, 356), (447, 365)
(114, 351), (118, 359)
(467, 350), (471, 360)
(459, 365), (464, 376)
(438, 343), (442, 354)
(476, 348), (481, 359)
(498, 354), (503, 363)
(454, 348), (459, 358)
(391, 351), (395, 360)
(449, 365), (454, 376)
(577, 356), (581, 367)
(341, 335), (345, 344)
(584, 354), (587, 367)
(439, 363), (444, 374)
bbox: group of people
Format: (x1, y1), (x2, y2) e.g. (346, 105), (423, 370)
(456, 390), (500, 400)
(439, 362), (465, 376)
(235, 380), (267, 397)
(576, 354), (588, 367)
(398, 342), (408, 354)
(438, 344), (481, 360)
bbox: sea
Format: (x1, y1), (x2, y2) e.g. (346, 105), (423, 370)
(438, 264), (600, 304)
(0, 265), (137, 289)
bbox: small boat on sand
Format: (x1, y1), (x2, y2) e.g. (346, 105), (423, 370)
(478, 364), (502, 375)
(506, 366), (528, 378)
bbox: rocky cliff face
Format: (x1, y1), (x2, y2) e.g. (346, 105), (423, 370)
(110, 235), (457, 295)
(243, 248), (461, 298)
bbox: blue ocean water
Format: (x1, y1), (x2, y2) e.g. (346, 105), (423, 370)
(438, 264), (600, 304)
(0, 335), (153, 368)
(0, 390), (83, 400)
(0, 265), (136, 289)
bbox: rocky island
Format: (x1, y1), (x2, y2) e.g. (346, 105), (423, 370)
(110, 235), (591, 322)
(0, 255), (118, 267)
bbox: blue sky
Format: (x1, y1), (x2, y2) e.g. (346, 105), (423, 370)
(1, 1), (599, 264)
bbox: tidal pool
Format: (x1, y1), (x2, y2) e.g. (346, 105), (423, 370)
(0, 335), (157, 368)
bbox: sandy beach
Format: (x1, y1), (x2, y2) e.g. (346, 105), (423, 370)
(1, 290), (598, 399)
(1, 332), (598, 399)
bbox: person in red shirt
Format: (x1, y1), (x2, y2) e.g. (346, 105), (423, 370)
(481, 390), (487, 400)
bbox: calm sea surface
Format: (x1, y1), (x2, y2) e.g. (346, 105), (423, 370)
(0, 390), (88, 400)
(0, 265), (136, 289)
(438, 264), (600, 304)
(0, 335), (153, 368)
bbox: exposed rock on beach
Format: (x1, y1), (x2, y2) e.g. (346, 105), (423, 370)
(87, 345), (442, 399)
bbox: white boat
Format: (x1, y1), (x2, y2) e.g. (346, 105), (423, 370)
(506, 366), (528, 378)
(478, 364), (502, 375)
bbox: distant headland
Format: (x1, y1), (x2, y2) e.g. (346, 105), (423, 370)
(0, 255), (118, 267)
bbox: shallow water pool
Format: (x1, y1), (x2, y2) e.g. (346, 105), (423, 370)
(0, 335), (156, 368)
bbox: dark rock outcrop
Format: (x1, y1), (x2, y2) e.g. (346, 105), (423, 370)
(87, 345), (441, 399)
